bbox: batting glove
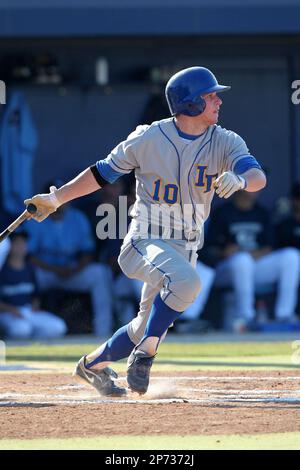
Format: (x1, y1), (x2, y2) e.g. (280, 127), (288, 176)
(214, 171), (246, 199)
(24, 186), (61, 222)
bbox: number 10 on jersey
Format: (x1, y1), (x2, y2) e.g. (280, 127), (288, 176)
(152, 179), (179, 205)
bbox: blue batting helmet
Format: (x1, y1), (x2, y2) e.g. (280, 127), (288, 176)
(165, 67), (231, 117)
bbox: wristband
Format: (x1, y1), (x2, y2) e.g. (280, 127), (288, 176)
(49, 190), (61, 208)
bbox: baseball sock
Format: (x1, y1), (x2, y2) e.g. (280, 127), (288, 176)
(137, 294), (183, 354)
(85, 325), (135, 368)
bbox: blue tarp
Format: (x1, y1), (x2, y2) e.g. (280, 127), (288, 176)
(0, 91), (38, 214)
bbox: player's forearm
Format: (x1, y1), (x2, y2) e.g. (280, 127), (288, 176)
(24, 167), (103, 222)
(55, 168), (101, 205)
(241, 168), (267, 192)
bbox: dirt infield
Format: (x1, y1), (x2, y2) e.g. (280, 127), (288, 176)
(1, 370), (300, 439)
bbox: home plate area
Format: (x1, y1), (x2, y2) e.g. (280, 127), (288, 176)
(1, 370), (300, 439)
(1, 376), (300, 406)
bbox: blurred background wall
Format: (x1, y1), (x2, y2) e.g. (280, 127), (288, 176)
(0, 0), (299, 207)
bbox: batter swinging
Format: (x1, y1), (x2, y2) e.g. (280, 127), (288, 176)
(25, 67), (266, 396)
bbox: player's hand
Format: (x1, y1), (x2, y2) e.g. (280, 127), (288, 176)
(24, 186), (61, 222)
(213, 171), (246, 199)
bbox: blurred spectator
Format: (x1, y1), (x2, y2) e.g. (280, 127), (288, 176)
(0, 232), (66, 339)
(0, 209), (14, 270)
(206, 190), (300, 330)
(0, 238), (10, 270)
(26, 202), (113, 336)
(275, 182), (300, 250)
(140, 87), (170, 124)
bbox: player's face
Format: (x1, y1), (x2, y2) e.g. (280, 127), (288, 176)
(10, 237), (28, 258)
(202, 92), (222, 124)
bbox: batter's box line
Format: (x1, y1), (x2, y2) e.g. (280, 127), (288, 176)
(2, 396), (300, 407)
(2, 388), (300, 406)
(179, 388), (300, 395)
(148, 376), (300, 381)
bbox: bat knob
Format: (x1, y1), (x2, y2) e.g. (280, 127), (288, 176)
(27, 204), (37, 214)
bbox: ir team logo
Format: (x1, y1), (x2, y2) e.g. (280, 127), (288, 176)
(291, 80), (300, 105)
(0, 341), (6, 365)
(0, 80), (6, 104)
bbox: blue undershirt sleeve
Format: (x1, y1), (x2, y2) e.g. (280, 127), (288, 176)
(96, 159), (124, 184)
(233, 156), (262, 175)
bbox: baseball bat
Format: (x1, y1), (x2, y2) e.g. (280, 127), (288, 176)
(0, 204), (37, 243)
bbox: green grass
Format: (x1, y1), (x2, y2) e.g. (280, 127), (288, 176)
(6, 341), (294, 358)
(1, 433), (300, 450)
(3, 341), (298, 371)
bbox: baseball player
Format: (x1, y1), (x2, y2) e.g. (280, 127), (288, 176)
(24, 67), (266, 396)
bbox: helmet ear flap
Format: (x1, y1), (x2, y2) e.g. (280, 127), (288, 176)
(182, 96), (206, 117)
(200, 98), (206, 114)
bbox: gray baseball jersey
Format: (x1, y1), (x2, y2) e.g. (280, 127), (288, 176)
(95, 117), (261, 243)
(93, 117), (262, 339)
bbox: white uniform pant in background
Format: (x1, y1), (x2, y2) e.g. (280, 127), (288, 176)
(0, 306), (67, 340)
(35, 263), (113, 337)
(215, 248), (300, 322)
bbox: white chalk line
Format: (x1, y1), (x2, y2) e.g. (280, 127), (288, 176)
(146, 376), (300, 381)
(3, 389), (300, 400)
(47, 377), (300, 390)
(1, 385), (300, 406)
(1, 375), (300, 407)
(1, 396), (300, 406)
(178, 388), (300, 395)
